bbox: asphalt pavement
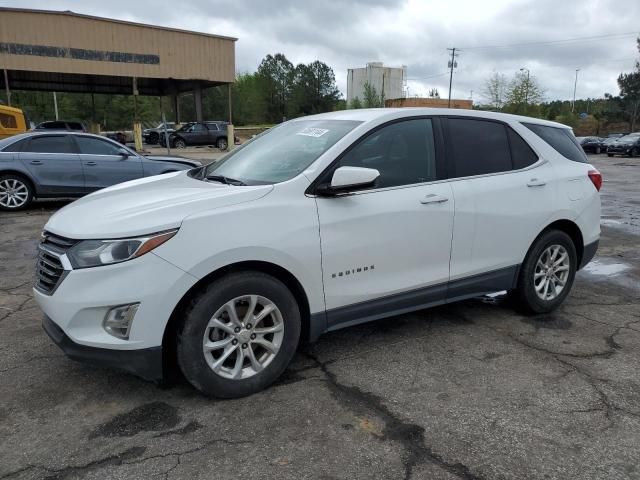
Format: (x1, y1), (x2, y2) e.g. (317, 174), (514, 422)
(1, 155), (638, 480)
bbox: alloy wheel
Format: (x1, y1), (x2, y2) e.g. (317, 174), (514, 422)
(202, 295), (285, 380)
(0, 178), (29, 209)
(533, 244), (570, 301)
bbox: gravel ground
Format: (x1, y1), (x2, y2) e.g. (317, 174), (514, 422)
(0, 155), (638, 480)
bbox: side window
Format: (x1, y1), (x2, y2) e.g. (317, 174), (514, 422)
(75, 136), (123, 155)
(448, 118), (511, 177)
(206, 123), (219, 131)
(26, 136), (76, 154)
(2, 138), (27, 152)
(0, 112), (18, 129)
(522, 123), (587, 163)
(191, 124), (206, 132)
(508, 128), (538, 169)
(337, 119), (437, 189)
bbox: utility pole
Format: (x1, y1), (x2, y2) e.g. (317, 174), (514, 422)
(520, 68), (530, 105)
(53, 92), (59, 120)
(572, 69), (580, 113)
(447, 48), (459, 108)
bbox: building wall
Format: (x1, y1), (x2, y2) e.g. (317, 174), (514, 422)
(347, 63), (406, 103)
(385, 98), (473, 109)
(0, 8), (235, 83)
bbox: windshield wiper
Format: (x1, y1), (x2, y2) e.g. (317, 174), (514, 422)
(205, 174), (246, 186)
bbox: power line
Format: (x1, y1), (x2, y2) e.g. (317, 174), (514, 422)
(461, 31), (639, 51)
(406, 72), (450, 81)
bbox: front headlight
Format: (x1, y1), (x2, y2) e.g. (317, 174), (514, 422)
(67, 229), (177, 269)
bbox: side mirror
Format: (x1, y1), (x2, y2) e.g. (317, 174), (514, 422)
(317, 166), (380, 195)
(118, 148), (131, 158)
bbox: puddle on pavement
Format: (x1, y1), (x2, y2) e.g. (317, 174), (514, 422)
(582, 260), (631, 277)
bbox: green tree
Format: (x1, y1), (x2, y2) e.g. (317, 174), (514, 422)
(362, 82), (384, 108)
(504, 71), (544, 115)
(349, 97), (363, 109)
(257, 53), (295, 123)
(290, 60), (341, 116)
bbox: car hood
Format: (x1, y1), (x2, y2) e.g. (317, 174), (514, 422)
(45, 171), (273, 239)
(143, 155), (201, 167)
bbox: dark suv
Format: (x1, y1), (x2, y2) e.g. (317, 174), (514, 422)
(34, 121), (86, 132)
(606, 133), (640, 157)
(160, 121), (231, 149)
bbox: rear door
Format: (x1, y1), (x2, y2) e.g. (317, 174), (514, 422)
(205, 123), (222, 145)
(185, 123), (209, 145)
(18, 134), (84, 195)
(444, 117), (556, 294)
(73, 135), (143, 190)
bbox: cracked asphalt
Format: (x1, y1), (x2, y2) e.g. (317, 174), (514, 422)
(1, 155), (639, 480)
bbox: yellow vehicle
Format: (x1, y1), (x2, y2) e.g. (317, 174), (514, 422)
(0, 105), (28, 139)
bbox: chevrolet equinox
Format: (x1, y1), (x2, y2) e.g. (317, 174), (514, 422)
(35, 109), (601, 398)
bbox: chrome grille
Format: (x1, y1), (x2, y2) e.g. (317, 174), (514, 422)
(35, 232), (78, 295)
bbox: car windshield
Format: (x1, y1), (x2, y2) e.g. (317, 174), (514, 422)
(618, 134), (640, 142)
(204, 119), (361, 184)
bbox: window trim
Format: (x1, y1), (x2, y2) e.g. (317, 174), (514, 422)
(442, 116), (542, 181)
(306, 116), (447, 196)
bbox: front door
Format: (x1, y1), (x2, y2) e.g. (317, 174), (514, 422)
(19, 134), (84, 195)
(73, 135), (143, 190)
(314, 118), (454, 329)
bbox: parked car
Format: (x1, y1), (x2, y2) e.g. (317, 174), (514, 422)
(0, 131), (200, 210)
(143, 122), (176, 145)
(35, 109), (601, 398)
(605, 132), (627, 139)
(0, 104), (28, 139)
(159, 121), (236, 149)
(606, 133), (640, 157)
(34, 120), (86, 132)
(578, 136), (607, 154)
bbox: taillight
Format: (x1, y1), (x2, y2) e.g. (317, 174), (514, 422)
(588, 169), (602, 192)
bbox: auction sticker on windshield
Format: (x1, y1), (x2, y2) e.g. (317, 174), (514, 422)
(296, 127), (329, 138)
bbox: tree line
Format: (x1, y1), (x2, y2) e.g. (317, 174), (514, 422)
(0, 53), (344, 129)
(478, 38), (640, 133)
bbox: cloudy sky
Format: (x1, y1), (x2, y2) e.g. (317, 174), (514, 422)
(6, 0), (640, 103)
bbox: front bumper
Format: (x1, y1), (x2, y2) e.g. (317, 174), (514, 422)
(43, 315), (163, 381)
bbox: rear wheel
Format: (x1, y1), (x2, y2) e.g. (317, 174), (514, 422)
(595, 146), (601, 154)
(217, 137), (228, 150)
(177, 272), (301, 398)
(631, 147), (639, 157)
(513, 230), (577, 314)
(0, 174), (33, 211)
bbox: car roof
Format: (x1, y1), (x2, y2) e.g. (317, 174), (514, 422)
(3, 130), (120, 143)
(294, 108), (571, 129)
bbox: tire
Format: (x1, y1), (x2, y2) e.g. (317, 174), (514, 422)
(0, 174), (34, 211)
(147, 132), (159, 145)
(177, 271), (301, 398)
(631, 147), (639, 158)
(595, 147), (601, 154)
(513, 230), (577, 315)
(217, 137), (228, 150)
(607, 153), (614, 157)
(174, 138), (187, 149)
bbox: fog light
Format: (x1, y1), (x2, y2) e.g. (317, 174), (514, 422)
(103, 303), (139, 340)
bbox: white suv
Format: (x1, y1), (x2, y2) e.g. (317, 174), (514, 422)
(35, 109), (601, 397)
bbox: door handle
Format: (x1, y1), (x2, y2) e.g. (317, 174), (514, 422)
(420, 193), (449, 204)
(527, 178), (546, 187)
(29, 160), (43, 165)
(85, 161), (97, 166)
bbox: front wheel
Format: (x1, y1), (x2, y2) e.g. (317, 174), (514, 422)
(513, 230), (577, 314)
(174, 138), (186, 149)
(595, 147), (601, 154)
(0, 174), (34, 211)
(631, 147), (639, 158)
(177, 272), (301, 398)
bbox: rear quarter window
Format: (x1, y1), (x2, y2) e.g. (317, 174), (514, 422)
(523, 123), (588, 163)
